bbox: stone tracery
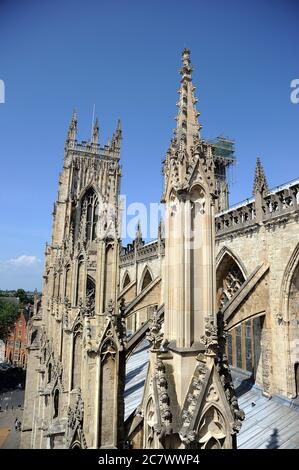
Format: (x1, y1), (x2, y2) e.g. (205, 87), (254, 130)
(216, 252), (246, 309)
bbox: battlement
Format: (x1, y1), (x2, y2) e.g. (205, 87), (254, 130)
(216, 178), (299, 236)
(120, 239), (162, 267)
(66, 139), (120, 160)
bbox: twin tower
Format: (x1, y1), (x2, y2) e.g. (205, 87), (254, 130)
(22, 49), (243, 449)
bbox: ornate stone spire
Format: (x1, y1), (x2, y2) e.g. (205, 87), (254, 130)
(136, 220), (142, 240)
(253, 157), (268, 195)
(162, 50), (205, 199)
(146, 307), (163, 351)
(116, 118), (122, 137)
(174, 48), (202, 153)
(67, 109), (77, 141)
(135, 220), (143, 247)
(111, 119), (122, 153)
(158, 218), (164, 240)
(92, 117), (99, 144)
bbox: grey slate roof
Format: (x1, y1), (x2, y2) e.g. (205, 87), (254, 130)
(233, 370), (299, 449)
(124, 348), (299, 449)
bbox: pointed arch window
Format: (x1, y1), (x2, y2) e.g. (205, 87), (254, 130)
(81, 188), (98, 242)
(53, 389), (59, 419)
(144, 397), (156, 448)
(72, 323), (83, 390)
(64, 265), (71, 300)
(216, 251), (246, 309)
(122, 272), (131, 290)
(289, 257), (299, 321)
(198, 406), (227, 449)
(226, 316), (264, 376)
(53, 275), (57, 298)
(48, 363), (52, 383)
(76, 257), (84, 306)
(86, 276), (95, 313)
(141, 268), (153, 291)
(57, 271), (62, 299)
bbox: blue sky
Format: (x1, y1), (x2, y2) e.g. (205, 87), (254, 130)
(0, 0), (298, 290)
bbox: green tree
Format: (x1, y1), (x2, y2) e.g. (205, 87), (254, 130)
(0, 298), (19, 340)
(15, 288), (29, 305)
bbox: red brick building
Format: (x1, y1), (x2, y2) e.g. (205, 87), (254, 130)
(5, 307), (31, 369)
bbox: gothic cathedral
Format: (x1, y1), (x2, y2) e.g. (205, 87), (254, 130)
(21, 49), (299, 449)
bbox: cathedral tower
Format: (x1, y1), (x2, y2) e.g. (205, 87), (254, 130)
(21, 112), (125, 449)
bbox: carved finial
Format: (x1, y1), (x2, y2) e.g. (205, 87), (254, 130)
(92, 117), (99, 144)
(69, 224), (74, 252)
(67, 109), (77, 141)
(201, 320), (219, 357)
(78, 298), (90, 318)
(116, 118), (122, 134)
(85, 289), (95, 316)
(253, 157), (268, 195)
(146, 307), (163, 351)
(135, 220), (142, 243)
(104, 298), (127, 345)
(64, 297), (70, 308)
(158, 219), (165, 240)
(111, 119), (122, 154)
(171, 49), (202, 155)
(119, 297), (126, 316)
(106, 299), (114, 317)
(181, 48), (191, 70)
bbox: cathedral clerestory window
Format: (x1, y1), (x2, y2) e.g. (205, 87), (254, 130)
(122, 272), (131, 290)
(141, 268), (153, 291)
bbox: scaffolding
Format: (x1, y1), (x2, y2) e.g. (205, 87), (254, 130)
(208, 135), (235, 165)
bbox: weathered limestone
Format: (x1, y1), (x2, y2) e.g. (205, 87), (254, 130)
(22, 50), (299, 450)
(21, 114), (125, 449)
